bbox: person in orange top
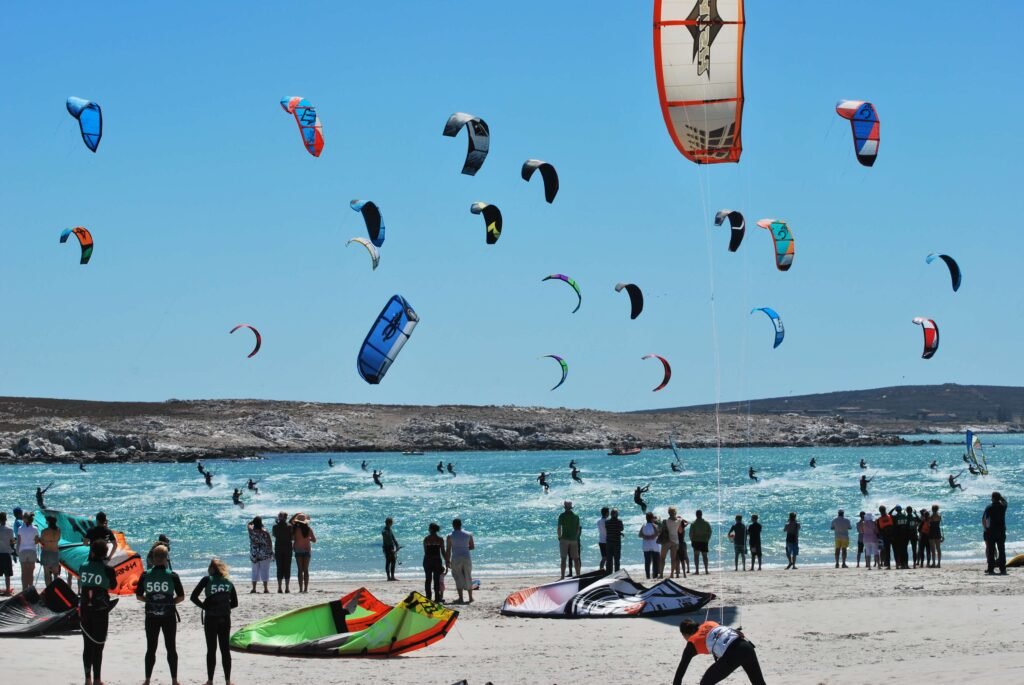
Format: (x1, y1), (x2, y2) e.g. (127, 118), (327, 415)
(674, 618), (767, 685)
(876, 506), (894, 569)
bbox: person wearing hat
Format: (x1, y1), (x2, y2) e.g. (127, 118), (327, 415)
(830, 509), (851, 569)
(557, 501), (581, 579)
(290, 513), (316, 593)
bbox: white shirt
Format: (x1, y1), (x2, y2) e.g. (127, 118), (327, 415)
(0, 525), (14, 553)
(596, 517), (607, 543)
(16, 524), (38, 552)
(831, 516), (852, 540)
(640, 522), (659, 552)
(664, 516), (680, 544)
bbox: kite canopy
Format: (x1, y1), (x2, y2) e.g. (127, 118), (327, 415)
(443, 112), (489, 175)
(714, 209), (745, 252)
(0, 578), (80, 637)
(60, 226), (93, 264)
(912, 317), (939, 359)
(641, 354), (672, 392)
(38, 509), (143, 595)
(521, 159), (559, 203)
(469, 203), (502, 244)
(230, 590), (457, 657)
(542, 354), (568, 391)
(542, 274), (582, 313)
(350, 200), (385, 248)
(66, 97), (102, 152)
(501, 569), (714, 618)
(614, 283), (644, 320)
(751, 307), (784, 349)
(346, 237), (380, 270)
(926, 253), (961, 292)
(755, 219), (794, 271)
(229, 324), (262, 358)
(279, 96), (324, 157)
(653, 0), (745, 164)
(357, 295), (419, 385)
(835, 100), (880, 167)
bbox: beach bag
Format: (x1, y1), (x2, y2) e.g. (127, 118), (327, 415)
(656, 522), (669, 545)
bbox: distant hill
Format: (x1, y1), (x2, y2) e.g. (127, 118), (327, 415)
(653, 384), (1024, 430)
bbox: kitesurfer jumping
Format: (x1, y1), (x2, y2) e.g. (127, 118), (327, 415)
(948, 473), (964, 491)
(571, 467), (584, 484)
(246, 478), (259, 495)
(674, 619), (766, 685)
(36, 483), (53, 508)
(634, 485), (651, 513)
(538, 471), (550, 494)
(860, 475), (872, 496)
(671, 462), (682, 473)
(437, 461), (444, 474)
(929, 460), (938, 470)
(748, 467), (758, 482)
(809, 458), (816, 469)
(372, 470), (383, 489)
(447, 462), (456, 476)
(204, 471), (213, 488)
(860, 459), (867, 469)
(232, 489), (244, 508)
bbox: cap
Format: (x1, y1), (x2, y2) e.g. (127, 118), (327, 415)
(563, 500), (573, 509)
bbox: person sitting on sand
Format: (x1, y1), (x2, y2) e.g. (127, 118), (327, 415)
(674, 618), (767, 685)
(634, 484), (650, 513)
(748, 466), (758, 482)
(372, 470), (383, 489)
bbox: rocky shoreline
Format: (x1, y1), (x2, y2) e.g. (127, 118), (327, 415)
(0, 396), (917, 465)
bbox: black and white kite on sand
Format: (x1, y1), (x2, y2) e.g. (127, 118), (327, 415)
(0, 578), (82, 636)
(500, 569), (714, 618)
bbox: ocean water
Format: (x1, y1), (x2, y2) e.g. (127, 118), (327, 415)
(3, 438), (1022, 580)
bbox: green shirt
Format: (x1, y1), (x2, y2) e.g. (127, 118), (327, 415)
(558, 511), (581, 541)
(689, 519), (712, 543)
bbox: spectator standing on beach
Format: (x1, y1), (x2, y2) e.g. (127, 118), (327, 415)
(557, 501), (581, 579)
(597, 507), (609, 571)
(79, 539), (117, 685)
(272, 511), (293, 593)
(0, 513), (13, 595)
(639, 512), (660, 579)
(85, 512), (117, 560)
(677, 514), (691, 575)
(830, 509), (851, 569)
(291, 513), (316, 593)
(862, 513), (880, 569)
(39, 515), (62, 585)
(605, 509), (624, 571)
(137, 544), (184, 685)
(247, 516), (273, 594)
(422, 522), (448, 603)
(855, 512), (866, 567)
(728, 515), (747, 571)
(446, 518), (475, 603)
(876, 506), (893, 569)
(917, 506), (931, 568)
(983, 492), (1008, 575)
(747, 514), (762, 571)
(190, 557), (238, 685)
(689, 510), (711, 575)
(15, 512), (39, 590)
(661, 507), (681, 577)
(906, 507), (921, 568)
(783, 512), (800, 570)
(382, 517), (400, 581)
(891, 505), (909, 569)
(927, 505), (943, 568)
(146, 534), (172, 570)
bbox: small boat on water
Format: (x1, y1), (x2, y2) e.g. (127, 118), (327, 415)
(402, 450), (425, 456)
(608, 447), (642, 456)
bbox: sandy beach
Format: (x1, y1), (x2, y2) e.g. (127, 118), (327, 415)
(6, 562), (1023, 685)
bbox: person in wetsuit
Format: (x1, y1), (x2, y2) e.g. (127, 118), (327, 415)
(929, 460), (938, 470)
(571, 467), (584, 484)
(968, 464), (980, 475)
(328, 458), (334, 468)
(197, 461), (205, 475)
(447, 462), (456, 476)
(634, 485), (651, 513)
(190, 557), (238, 685)
(362, 460), (369, 471)
(232, 489), (244, 507)
(36, 483), (52, 508)
(748, 467), (758, 482)
(79, 539), (118, 685)
(437, 461), (445, 474)
(809, 458), (816, 469)
(860, 475), (872, 496)
(372, 470), (383, 489)
(948, 473), (964, 491)
(569, 459), (577, 469)
(671, 462), (682, 473)
(79, 462), (87, 472)
(537, 471), (550, 494)
(674, 619), (767, 685)
(204, 471), (213, 488)
(137, 544), (185, 685)
(246, 478), (259, 495)
(860, 458), (867, 469)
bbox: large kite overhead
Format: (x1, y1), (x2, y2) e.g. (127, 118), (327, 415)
(37, 508), (143, 595)
(469, 203), (502, 244)
(521, 159), (559, 203)
(756, 219), (794, 271)
(751, 307), (784, 349)
(229, 324), (262, 358)
(279, 96), (324, 157)
(614, 283), (644, 320)
(357, 295), (419, 384)
(66, 97), (102, 152)
(542, 354), (568, 391)
(653, 0), (745, 163)
(230, 590), (457, 657)
(542, 274), (582, 313)
(59, 227), (93, 264)
(443, 112), (489, 175)
(641, 354), (672, 392)
(0, 577), (81, 636)
(912, 317), (939, 359)
(346, 237), (380, 270)
(714, 209), (745, 252)
(926, 253), (961, 292)
(835, 100), (880, 167)
(501, 569), (714, 618)
(350, 199), (385, 248)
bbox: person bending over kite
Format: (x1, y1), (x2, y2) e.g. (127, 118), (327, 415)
(674, 619), (767, 685)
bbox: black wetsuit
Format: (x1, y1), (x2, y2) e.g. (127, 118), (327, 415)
(197, 462), (205, 475)
(809, 458), (816, 468)
(191, 574), (238, 684)
(929, 461), (938, 470)
(447, 463), (456, 476)
(984, 498), (1008, 574)
(571, 468), (583, 484)
(79, 463), (87, 472)
(748, 468), (758, 482)
(437, 461), (444, 474)
(860, 478), (870, 496)
(137, 566), (184, 682)
(569, 460), (577, 469)
(232, 490), (242, 506)
(948, 476), (964, 491)
(247, 480), (259, 494)
(373, 471), (383, 489)
(204, 472), (213, 487)
(36, 487), (47, 508)
(860, 460), (867, 469)
(538, 473), (549, 492)
(79, 560), (117, 683)
(671, 463), (682, 473)
(634, 487), (649, 513)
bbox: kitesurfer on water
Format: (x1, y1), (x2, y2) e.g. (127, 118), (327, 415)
(671, 462), (682, 473)
(860, 475), (872, 496)
(674, 619), (767, 685)
(571, 466), (584, 484)
(948, 473), (964, 491)
(634, 485), (651, 513)
(361, 460), (367, 471)
(437, 461), (444, 474)
(197, 461), (205, 475)
(447, 462), (456, 476)
(569, 459), (577, 469)
(204, 471), (213, 488)
(372, 470), (383, 489)
(328, 458), (334, 468)
(232, 489), (244, 507)
(809, 457), (816, 469)
(929, 460), (938, 470)
(538, 471), (549, 494)
(246, 478), (259, 495)
(79, 462), (87, 472)
(35, 483), (52, 508)
(748, 467), (758, 482)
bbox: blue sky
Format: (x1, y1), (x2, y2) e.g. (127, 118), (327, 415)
(1, 1), (1022, 411)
